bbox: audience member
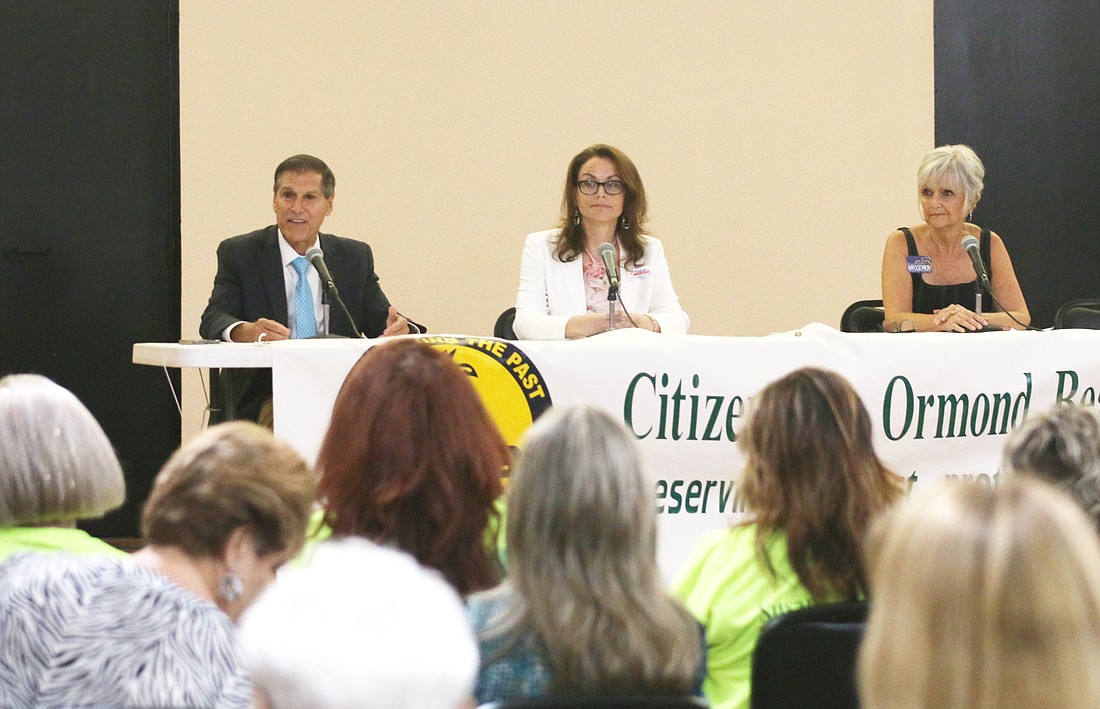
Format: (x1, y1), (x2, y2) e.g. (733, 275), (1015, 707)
(672, 367), (904, 709)
(0, 373), (126, 561)
(859, 478), (1100, 709)
(470, 406), (704, 703)
(241, 537), (478, 709)
(316, 339), (508, 596)
(513, 143), (689, 339)
(1001, 405), (1100, 532)
(0, 422), (315, 709)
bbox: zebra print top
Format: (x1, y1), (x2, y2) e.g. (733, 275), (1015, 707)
(0, 553), (253, 709)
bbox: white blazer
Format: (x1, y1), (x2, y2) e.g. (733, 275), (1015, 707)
(513, 229), (690, 340)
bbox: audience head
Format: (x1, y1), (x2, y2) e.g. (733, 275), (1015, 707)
(273, 153), (335, 198)
(240, 538), (477, 709)
(509, 404), (659, 591)
(501, 405), (701, 693)
(317, 339), (508, 595)
(0, 373), (125, 526)
(917, 143), (985, 214)
(740, 367), (902, 599)
(1001, 405), (1100, 532)
(859, 478), (1100, 709)
(141, 421), (316, 619)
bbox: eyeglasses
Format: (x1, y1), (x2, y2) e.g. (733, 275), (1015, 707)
(576, 179), (625, 196)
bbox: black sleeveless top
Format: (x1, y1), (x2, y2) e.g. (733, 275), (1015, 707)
(901, 226), (993, 315)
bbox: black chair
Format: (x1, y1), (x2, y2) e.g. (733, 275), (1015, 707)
(1054, 298), (1100, 329)
(750, 601), (868, 709)
(478, 696), (708, 709)
(495, 307), (518, 339)
(840, 299), (885, 333)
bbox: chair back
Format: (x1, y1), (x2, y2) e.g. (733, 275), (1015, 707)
(840, 300), (884, 333)
(750, 601), (868, 709)
(1054, 298), (1100, 329)
(495, 307), (518, 339)
(479, 696), (708, 709)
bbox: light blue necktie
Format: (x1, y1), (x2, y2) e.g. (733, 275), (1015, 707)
(291, 257), (317, 339)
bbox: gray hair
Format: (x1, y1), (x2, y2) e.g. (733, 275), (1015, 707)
(917, 144), (985, 214)
(0, 374), (125, 526)
(492, 405), (701, 693)
(1002, 405), (1100, 533)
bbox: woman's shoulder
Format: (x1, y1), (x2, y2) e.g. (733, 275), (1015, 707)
(526, 228), (562, 244)
(468, 585), (517, 628)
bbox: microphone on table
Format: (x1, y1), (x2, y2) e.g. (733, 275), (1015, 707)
(305, 247), (364, 338)
(598, 242), (619, 290)
(961, 235), (991, 290)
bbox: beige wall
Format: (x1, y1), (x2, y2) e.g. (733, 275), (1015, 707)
(179, 0), (933, 437)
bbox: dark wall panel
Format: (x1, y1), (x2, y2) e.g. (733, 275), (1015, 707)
(0, 1), (181, 536)
(935, 1), (1100, 327)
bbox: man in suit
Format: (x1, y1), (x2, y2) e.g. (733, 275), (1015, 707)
(199, 154), (420, 422)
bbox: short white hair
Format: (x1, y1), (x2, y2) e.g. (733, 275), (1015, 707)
(917, 144), (986, 213)
(0, 373), (124, 525)
(239, 538), (477, 709)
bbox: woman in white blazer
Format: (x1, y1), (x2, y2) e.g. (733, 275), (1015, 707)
(513, 144), (689, 340)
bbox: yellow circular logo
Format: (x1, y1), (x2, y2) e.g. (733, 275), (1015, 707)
(420, 336), (553, 448)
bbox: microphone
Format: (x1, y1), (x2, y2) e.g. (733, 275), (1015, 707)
(305, 247), (340, 299)
(961, 235), (991, 290)
(304, 247), (364, 338)
(597, 242), (619, 290)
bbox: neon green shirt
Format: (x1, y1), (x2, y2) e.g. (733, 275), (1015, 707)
(672, 525), (836, 709)
(0, 526), (127, 563)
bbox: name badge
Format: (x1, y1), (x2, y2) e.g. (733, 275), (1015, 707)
(630, 267), (651, 277)
(907, 255), (932, 274)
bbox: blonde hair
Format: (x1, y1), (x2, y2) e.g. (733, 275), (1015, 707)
(917, 144), (985, 214)
(859, 478), (1100, 709)
(0, 374), (124, 526)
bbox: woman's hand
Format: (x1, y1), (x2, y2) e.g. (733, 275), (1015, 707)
(932, 304), (988, 332)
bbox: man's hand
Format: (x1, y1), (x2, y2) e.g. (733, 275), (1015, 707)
(381, 305), (414, 337)
(232, 318), (291, 343)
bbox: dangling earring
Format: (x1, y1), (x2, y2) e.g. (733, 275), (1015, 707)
(572, 208), (580, 226)
(218, 572), (243, 603)
(620, 216), (631, 231)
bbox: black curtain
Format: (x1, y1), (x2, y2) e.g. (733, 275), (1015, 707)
(0, 1), (182, 536)
(935, 1), (1100, 327)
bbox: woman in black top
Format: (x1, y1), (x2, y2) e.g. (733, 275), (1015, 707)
(881, 144), (1030, 332)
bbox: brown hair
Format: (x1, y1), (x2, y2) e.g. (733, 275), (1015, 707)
(316, 340), (508, 595)
(142, 422), (316, 558)
(740, 367), (903, 600)
(554, 144), (648, 266)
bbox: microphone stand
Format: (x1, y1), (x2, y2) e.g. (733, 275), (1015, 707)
(607, 281), (619, 332)
(973, 279), (983, 320)
(320, 287), (331, 336)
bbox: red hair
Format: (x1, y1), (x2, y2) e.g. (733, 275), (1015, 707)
(316, 340), (507, 595)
